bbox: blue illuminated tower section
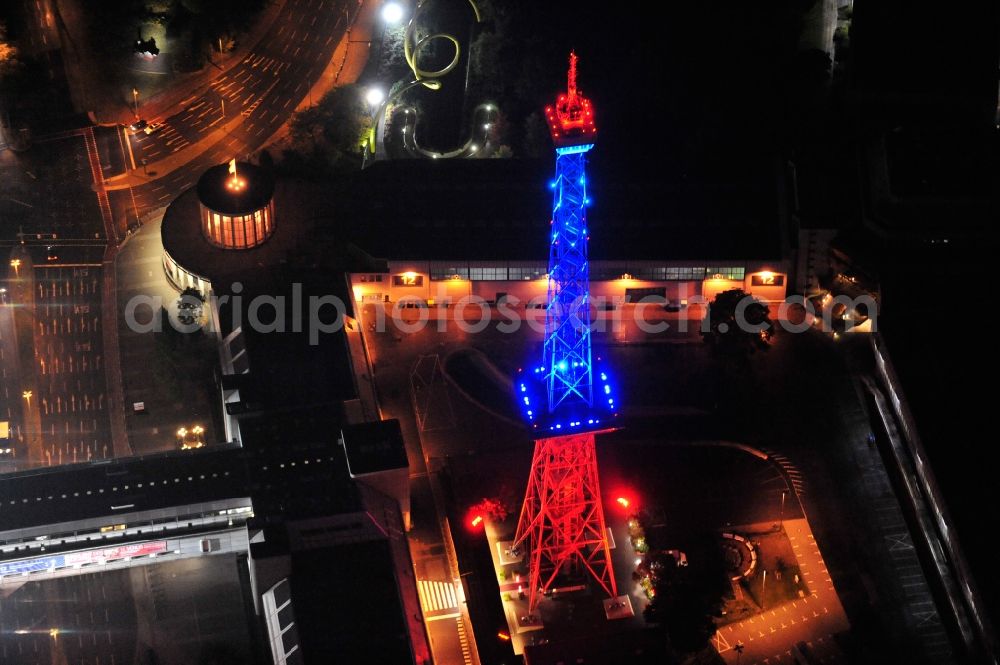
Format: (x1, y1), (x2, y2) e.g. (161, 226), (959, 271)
(518, 51), (615, 434)
(543, 141), (595, 415)
(513, 54), (619, 614)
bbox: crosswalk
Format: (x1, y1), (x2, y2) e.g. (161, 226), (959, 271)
(456, 617), (474, 665)
(417, 579), (458, 613)
(763, 449), (806, 496)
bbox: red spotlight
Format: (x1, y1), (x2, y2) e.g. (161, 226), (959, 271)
(497, 631), (511, 641)
(471, 515), (483, 528)
(616, 497), (630, 509)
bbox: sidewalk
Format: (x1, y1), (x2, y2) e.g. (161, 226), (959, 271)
(104, 113), (250, 190)
(714, 518), (850, 664)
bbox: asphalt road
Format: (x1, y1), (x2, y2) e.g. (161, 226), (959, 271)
(1, 244), (111, 469)
(31, 262), (112, 465)
(108, 0), (355, 224)
(17, 0), (59, 57)
(0, 134), (105, 242)
(114, 217), (221, 456)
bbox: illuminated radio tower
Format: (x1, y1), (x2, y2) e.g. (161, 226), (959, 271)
(513, 53), (619, 612)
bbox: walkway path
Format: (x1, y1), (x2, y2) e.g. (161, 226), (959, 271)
(715, 518), (850, 664)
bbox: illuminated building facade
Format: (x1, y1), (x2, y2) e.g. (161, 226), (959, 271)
(197, 161), (276, 249)
(161, 160), (277, 293)
(350, 260), (787, 306)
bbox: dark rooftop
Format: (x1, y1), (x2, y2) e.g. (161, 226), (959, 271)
(212, 263), (359, 411)
(197, 160), (275, 215)
(337, 157), (784, 262)
(340, 420), (408, 476)
(0, 406), (369, 534)
(162, 179), (314, 282)
(289, 541), (413, 664)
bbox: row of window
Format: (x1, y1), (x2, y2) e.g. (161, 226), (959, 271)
(424, 262), (745, 282)
(201, 204), (274, 249)
(592, 266), (746, 281)
(164, 252), (210, 293)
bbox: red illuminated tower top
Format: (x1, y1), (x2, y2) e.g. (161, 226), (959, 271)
(545, 52), (597, 147)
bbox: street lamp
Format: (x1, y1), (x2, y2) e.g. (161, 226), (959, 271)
(22, 390), (32, 408)
(779, 489), (787, 530)
(381, 1), (405, 24)
(365, 87), (385, 107)
(10, 258), (21, 276)
(132, 88), (140, 120)
(374, 2), (405, 81)
(178, 424), (205, 449)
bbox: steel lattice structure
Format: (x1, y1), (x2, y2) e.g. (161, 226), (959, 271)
(513, 53), (618, 612)
(514, 432), (616, 611)
(543, 146), (594, 414)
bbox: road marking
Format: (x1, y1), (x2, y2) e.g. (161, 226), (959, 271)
(456, 617), (474, 665)
(426, 612), (461, 622)
(417, 580), (457, 612)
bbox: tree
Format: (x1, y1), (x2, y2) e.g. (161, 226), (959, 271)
(177, 287), (205, 327)
(0, 23), (17, 78)
(280, 84), (371, 177)
(795, 48), (832, 85)
(521, 111), (549, 158)
(702, 289), (773, 359)
(86, 0), (149, 59)
(643, 536), (729, 654)
(0, 21), (21, 119)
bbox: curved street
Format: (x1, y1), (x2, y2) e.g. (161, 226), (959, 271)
(103, 0), (373, 231)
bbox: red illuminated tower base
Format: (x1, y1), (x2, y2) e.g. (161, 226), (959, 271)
(513, 431), (617, 612)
